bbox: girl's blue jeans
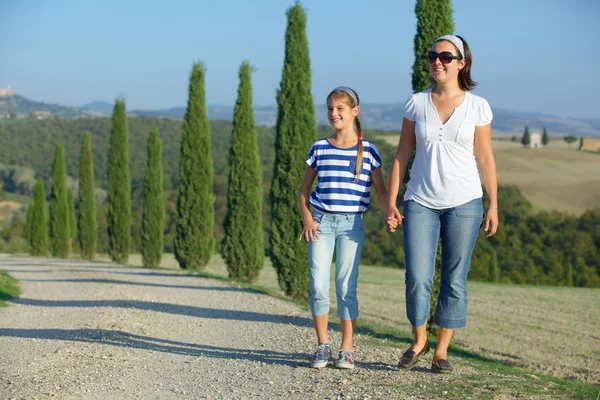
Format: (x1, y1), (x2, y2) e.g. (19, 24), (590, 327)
(403, 198), (483, 329)
(308, 211), (364, 321)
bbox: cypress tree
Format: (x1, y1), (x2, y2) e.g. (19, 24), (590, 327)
(221, 61), (264, 282)
(490, 248), (499, 283)
(270, 2), (317, 299)
(174, 62), (214, 270)
(411, 0), (455, 92)
(78, 132), (97, 259)
(68, 188), (76, 243)
(26, 199), (34, 250)
(522, 126), (531, 146)
(49, 144), (71, 258)
(427, 245), (442, 333)
(411, 0), (454, 332)
(566, 263), (573, 287)
(107, 99), (131, 264)
(30, 180), (48, 256)
(542, 127), (549, 146)
(141, 126), (165, 267)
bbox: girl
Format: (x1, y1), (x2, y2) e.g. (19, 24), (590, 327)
(387, 35), (499, 373)
(299, 86), (394, 369)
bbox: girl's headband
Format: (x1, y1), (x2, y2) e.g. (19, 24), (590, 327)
(330, 86), (359, 106)
(435, 35), (464, 59)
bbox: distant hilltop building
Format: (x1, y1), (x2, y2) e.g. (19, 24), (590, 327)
(579, 138), (600, 152)
(528, 131), (542, 148)
(0, 84), (15, 97)
(30, 111), (53, 120)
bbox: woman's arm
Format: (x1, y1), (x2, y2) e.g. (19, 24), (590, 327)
(474, 123), (499, 238)
(386, 118), (416, 231)
(298, 166), (319, 241)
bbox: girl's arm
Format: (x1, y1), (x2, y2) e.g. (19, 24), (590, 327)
(386, 118), (416, 231)
(298, 166), (319, 241)
(474, 123), (499, 238)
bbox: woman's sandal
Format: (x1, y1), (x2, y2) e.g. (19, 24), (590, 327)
(398, 340), (430, 370)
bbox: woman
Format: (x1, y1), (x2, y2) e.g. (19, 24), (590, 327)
(386, 35), (499, 373)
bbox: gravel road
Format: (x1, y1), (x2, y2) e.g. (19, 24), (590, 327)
(0, 255), (553, 399)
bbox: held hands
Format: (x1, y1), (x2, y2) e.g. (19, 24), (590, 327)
(299, 218), (321, 242)
(385, 206), (404, 233)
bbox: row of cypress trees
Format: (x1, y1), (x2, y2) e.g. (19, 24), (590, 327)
(26, 1), (455, 307)
(26, 146), (73, 258)
(173, 58), (266, 282)
(26, 114), (166, 267)
(171, 2), (315, 293)
(26, 136), (99, 259)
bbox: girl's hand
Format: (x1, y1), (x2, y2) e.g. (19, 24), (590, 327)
(386, 206), (404, 233)
(484, 208), (499, 238)
(299, 218), (321, 242)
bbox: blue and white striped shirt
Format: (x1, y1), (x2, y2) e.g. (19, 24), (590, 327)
(306, 138), (382, 214)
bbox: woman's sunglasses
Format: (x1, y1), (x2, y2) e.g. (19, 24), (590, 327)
(427, 51), (462, 64)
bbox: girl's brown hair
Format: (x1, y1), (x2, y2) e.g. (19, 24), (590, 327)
(327, 87), (363, 179)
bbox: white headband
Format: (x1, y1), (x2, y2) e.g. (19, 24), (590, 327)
(435, 35), (464, 59)
(330, 86), (359, 106)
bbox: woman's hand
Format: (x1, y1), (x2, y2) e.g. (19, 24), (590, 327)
(299, 218), (321, 242)
(386, 206), (404, 233)
(484, 208), (499, 238)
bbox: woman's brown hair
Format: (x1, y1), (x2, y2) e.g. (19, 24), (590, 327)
(455, 35), (477, 91)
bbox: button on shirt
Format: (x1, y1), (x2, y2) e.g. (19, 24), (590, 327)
(403, 88), (493, 209)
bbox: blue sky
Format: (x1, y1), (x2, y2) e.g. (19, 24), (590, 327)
(1, 0), (599, 118)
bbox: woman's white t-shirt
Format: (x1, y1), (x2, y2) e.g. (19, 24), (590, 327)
(403, 88), (493, 209)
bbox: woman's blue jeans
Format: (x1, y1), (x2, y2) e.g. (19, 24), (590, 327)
(308, 211), (364, 321)
(403, 198), (483, 329)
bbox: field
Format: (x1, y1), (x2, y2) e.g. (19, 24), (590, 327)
(0, 192), (31, 227)
(97, 253), (600, 385)
(375, 135), (600, 215)
(0, 200), (25, 228)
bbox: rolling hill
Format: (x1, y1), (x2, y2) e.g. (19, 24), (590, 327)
(2, 94), (599, 137)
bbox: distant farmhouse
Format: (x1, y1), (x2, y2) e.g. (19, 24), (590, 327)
(30, 111), (53, 120)
(529, 131), (542, 148)
(0, 85), (15, 97)
(580, 138), (600, 152)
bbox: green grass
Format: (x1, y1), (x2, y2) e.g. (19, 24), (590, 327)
(0, 270), (20, 306)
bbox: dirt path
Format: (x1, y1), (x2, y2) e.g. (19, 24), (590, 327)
(0, 256), (440, 399)
(0, 255), (591, 399)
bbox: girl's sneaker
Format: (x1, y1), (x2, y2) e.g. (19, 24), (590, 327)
(335, 349), (355, 369)
(310, 342), (332, 368)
